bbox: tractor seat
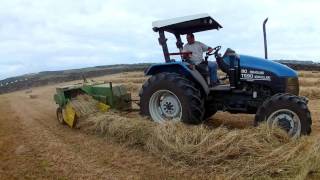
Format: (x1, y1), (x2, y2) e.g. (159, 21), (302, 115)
(195, 62), (210, 80)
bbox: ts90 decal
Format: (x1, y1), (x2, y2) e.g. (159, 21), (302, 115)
(240, 69), (271, 81)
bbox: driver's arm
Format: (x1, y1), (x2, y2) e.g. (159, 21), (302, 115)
(200, 42), (213, 53)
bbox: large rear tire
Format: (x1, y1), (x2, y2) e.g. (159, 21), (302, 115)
(139, 73), (204, 124)
(203, 103), (217, 120)
(255, 93), (312, 137)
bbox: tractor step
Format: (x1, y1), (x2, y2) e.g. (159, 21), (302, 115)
(209, 84), (231, 92)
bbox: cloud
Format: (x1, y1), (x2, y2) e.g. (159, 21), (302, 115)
(0, 0), (319, 79)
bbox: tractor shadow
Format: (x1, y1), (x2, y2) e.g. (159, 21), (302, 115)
(204, 112), (255, 130)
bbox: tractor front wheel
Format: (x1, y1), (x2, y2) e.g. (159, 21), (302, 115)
(139, 73), (204, 124)
(255, 93), (312, 138)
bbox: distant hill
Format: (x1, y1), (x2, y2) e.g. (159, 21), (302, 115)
(276, 60), (320, 71)
(0, 63), (153, 94)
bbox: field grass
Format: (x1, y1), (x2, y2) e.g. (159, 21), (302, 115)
(300, 87), (320, 99)
(299, 77), (320, 87)
(298, 71), (320, 100)
(299, 71), (320, 78)
(73, 108), (320, 179)
(69, 70), (320, 179)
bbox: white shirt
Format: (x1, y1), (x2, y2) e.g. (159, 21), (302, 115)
(183, 41), (210, 64)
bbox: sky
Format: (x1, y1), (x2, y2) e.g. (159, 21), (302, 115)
(0, 0), (319, 80)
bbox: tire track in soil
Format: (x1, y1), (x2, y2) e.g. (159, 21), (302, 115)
(2, 91), (189, 179)
(6, 95), (121, 179)
(0, 96), (60, 179)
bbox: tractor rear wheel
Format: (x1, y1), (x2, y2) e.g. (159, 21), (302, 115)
(139, 73), (204, 124)
(255, 93), (312, 137)
(203, 103), (217, 120)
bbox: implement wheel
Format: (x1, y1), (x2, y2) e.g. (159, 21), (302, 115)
(56, 107), (65, 125)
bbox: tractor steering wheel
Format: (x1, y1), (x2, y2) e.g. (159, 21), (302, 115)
(205, 46), (221, 61)
(207, 46), (221, 56)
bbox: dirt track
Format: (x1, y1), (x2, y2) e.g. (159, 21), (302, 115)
(0, 84), (194, 179)
(0, 73), (319, 179)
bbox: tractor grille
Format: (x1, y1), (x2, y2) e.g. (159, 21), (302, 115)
(285, 77), (299, 95)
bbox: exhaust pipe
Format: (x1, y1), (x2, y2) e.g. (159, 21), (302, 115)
(263, 18), (268, 59)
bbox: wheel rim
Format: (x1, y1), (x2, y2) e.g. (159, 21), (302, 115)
(149, 90), (182, 123)
(57, 108), (64, 124)
(267, 109), (301, 137)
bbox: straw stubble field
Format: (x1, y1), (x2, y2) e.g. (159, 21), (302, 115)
(0, 70), (319, 179)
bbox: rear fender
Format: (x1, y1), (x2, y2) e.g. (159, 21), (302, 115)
(145, 63), (210, 95)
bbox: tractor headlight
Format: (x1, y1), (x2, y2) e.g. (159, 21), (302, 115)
(285, 77), (299, 95)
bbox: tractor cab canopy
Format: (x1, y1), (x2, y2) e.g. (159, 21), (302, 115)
(152, 14), (222, 62)
(152, 13), (222, 34)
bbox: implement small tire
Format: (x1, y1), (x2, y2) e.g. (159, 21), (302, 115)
(56, 107), (66, 125)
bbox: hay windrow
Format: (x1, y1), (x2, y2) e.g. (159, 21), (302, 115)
(86, 111), (154, 146)
(146, 123), (320, 179)
(71, 94), (100, 117)
(74, 104), (320, 179)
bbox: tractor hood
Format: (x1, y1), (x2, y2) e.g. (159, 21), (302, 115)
(239, 55), (298, 78)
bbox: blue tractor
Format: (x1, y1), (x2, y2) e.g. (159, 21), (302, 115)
(139, 14), (312, 137)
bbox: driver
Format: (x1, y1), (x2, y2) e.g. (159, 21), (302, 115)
(182, 33), (218, 85)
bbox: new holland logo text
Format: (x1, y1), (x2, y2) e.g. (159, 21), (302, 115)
(240, 69), (271, 81)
